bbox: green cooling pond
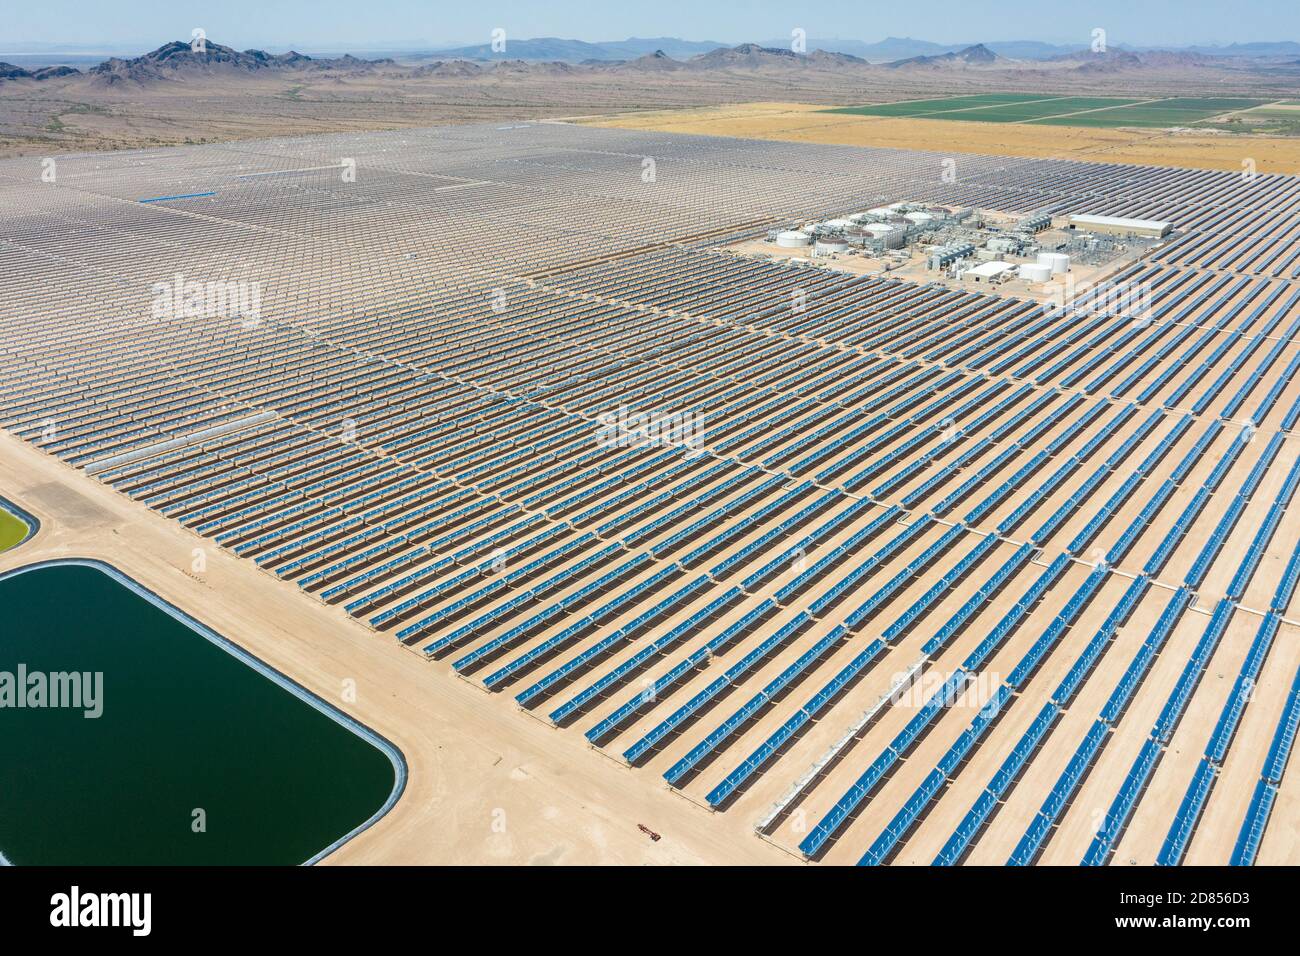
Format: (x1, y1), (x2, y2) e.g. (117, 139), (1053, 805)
(0, 562), (402, 865)
(0, 507), (30, 552)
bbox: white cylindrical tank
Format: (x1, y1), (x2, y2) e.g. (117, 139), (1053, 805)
(904, 211), (934, 224)
(815, 238), (849, 254)
(1019, 263), (1052, 282)
(868, 206), (895, 217)
(823, 218), (854, 231)
(776, 230), (812, 248)
(864, 224), (895, 236)
(1038, 252), (1070, 274)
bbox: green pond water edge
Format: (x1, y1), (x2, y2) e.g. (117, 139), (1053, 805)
(0, 496), (38, 552)
(0, 556), (405, 863)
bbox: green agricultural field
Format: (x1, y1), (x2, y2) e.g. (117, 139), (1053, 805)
(933, 96), (1141, 122)
(824, 93), (1061, 117)
(826, 95), (1267, 128)
(1152, 97), (1270, 111)
(0, 508), (29, 552)
(1031, 98), (1268, 128)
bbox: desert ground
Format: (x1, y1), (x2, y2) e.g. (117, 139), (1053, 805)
(4, 40), (1300, 162)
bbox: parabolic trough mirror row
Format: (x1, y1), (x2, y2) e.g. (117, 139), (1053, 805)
(0, 122), (1298, 865)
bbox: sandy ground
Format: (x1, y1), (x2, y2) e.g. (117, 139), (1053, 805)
(576, 103), (1300, 173)
(0, 429), (791, 866)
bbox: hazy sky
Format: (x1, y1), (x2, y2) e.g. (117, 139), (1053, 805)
(6, 0), (1297, 51)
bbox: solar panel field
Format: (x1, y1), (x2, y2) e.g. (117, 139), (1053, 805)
(0, 123), (1298, 865)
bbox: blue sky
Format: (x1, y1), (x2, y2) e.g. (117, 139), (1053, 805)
(5, 0), (1296, 51)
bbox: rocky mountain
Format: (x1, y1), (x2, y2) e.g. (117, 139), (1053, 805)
(0, 62), (81, 81)
(313, 53), (396, 71)
(490, 59), (577, 76)
(32, 65), (79, 79)
(804, 49), (870, 68)
(983, 40), (1089, 59)
(886, 44), (1005, 69)
(688, 43), (801, 68)
(1043, 49), (1222, 73)
(614, 50), (689, 72)
(85, 41), (317, 85)
(683, 43), (866, 71)
(408, 60), (483, 78)
(66, 40), (409, 86)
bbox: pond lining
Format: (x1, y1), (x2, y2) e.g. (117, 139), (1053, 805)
(0, 557), (408, 866)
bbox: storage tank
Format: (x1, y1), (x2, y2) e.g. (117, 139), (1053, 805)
(814, 238), (849, 255)
(868, 206), (895, 218)
(904, 211), (934, 225)
(864, 224), (895, 237)
(776, 230), (812, 248)
(1019, 263), (1053, 282)
(823, 218), (855, 231)
(1038, 252), (1070, 275)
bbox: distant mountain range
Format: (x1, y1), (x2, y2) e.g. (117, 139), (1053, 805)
(420, 36), (726, 62)
(10, 41), (401, 87)
(753, 37), (1080, 62)
(1181, 41), (1300, 57)
(424, 35), (1086, 63)
(423, 35), (1300, 64)
(7, 35), (1300, 69)
(4, 36), (1296, 88)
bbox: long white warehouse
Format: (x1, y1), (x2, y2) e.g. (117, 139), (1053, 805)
(1067, 213), (1174, 237)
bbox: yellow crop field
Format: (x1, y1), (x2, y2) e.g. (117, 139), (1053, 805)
(577, 102), (1300, 173)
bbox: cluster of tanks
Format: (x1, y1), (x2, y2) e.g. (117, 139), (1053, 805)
(768, 203), (960, 258)
(1018, 252), (1070, 282)
(762, 204), (1121, 288)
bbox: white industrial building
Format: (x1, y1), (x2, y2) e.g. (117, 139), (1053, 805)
(962, 261), (1017, 283)
(1067, 214), (1173, 238)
